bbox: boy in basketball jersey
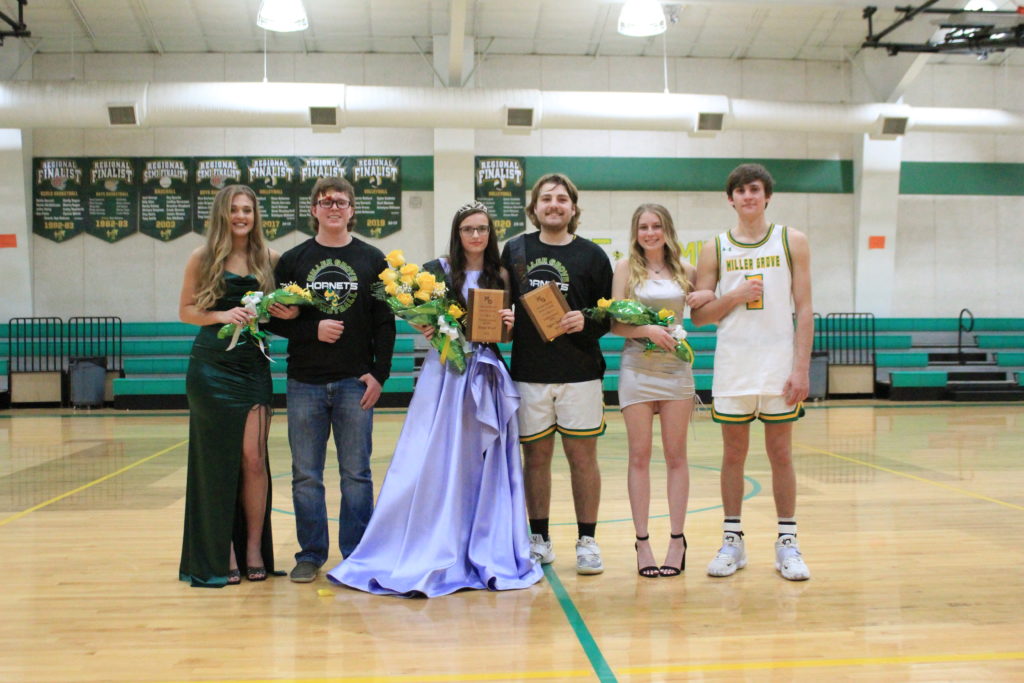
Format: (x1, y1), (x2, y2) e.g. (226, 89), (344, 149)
(690, 163), (813, 581)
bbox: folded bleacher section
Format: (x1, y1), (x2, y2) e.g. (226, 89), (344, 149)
(3, 317), (1022, 409)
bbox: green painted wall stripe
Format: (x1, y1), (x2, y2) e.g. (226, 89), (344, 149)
(403, 155), (433, 191)
(408, 157), (1024, 196)
(524, 157), (853, 193)
(543, 565), (618, 682)
(900, 162), (1024, 196)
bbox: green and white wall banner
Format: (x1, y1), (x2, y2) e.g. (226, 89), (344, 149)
(296, 156), (350, 237)
(85, 158), (139, 243)
(31, 155), (1024, 247)
(352, 156), (402, 238)
(246, 156), (299, 241)
(32, 158), (87, 243)
(192, 158), (244, 235)
(475, 156), (527, 240)
(140, 158), (193, 242)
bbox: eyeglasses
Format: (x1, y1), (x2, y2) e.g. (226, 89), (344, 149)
(316, 198), (352, 209)
(459, 226), (489, 236)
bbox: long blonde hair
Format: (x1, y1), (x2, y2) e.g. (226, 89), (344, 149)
(625, 203), (691, 299)
(194, 185), (275, 310)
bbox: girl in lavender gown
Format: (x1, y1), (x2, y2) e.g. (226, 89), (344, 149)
(326, 202), (543, 597)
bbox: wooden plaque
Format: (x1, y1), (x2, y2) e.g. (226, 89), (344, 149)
(467, 288), (512, 343)
(520, 281), (570, 342)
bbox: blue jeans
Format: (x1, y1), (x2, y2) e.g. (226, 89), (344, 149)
(287, 377), (374, 565)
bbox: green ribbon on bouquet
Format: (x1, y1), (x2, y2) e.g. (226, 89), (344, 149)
(216, 284), (314, 354)
(584, 298), (694, 364)
(383, 296), (470, 374)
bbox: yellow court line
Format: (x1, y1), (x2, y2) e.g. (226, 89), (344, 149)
(620, 650), (1024, 675)
(160, 670), (595, 683)
(0, 438), (188, 529)
(795, 441), (1024, 512)
(155, 651), (1024, 683)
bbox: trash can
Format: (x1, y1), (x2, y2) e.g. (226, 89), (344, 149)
(808, 350), (828, 400)
(69, 357), (107, 408)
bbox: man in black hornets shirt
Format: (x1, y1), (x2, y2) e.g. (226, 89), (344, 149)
(500, 173), (613, 576)
(267, 177), (395, 584)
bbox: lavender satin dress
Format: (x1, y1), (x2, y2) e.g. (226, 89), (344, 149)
(326, 270), (542, 597)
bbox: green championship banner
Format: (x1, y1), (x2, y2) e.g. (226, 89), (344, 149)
(85, 158), (139, 243)
(295, 156), (349, 236)
(140, 158), (193, 241)
(475, 157), (526, 240)
(32, 155), (409, 243)
(246, 156), (298, 241)
(33, 158), (87, 243)
(351, 156), (401, 238)
(193, 158), (244, 235)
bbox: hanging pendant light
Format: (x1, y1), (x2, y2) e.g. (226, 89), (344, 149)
(617, 0), (666, 37)
(256, 0), (309, 33)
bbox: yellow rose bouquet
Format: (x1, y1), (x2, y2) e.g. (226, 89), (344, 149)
(584, 297), (694, 364)
(216, 282), (314, 356)
(375, 250), (470, 373)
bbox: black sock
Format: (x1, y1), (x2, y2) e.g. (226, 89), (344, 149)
(529, 518), (550, 541)
(578, 522), (596, 539)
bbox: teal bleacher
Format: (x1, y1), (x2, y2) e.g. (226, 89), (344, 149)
(107, 321), (418, 407)
(3, 318), (1022, 407)
(103, 319), (720, 408)
(870, 318), (1024, 400)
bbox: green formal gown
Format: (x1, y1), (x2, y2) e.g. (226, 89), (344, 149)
(179, 273), (278, 587)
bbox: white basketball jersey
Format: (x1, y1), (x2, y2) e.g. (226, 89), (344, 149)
(712, 224), (795, 397)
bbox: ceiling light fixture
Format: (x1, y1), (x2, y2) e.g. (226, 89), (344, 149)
(617, 0), (666, 37)
(256, 0), (309, 33)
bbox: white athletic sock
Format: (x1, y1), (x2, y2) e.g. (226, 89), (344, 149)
(778, 517), (797, 538)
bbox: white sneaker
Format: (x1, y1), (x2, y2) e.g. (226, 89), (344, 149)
(529, 534), (555, 565)
(575, 536), (604, 575)
(775, 535), (810, 581)
(707, 532), (747, 577)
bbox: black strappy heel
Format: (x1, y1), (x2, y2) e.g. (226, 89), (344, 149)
(635, 535), (661, 578)
(660, 532), (687, 577)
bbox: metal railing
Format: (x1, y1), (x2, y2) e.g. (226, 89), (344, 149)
(823, 312), (876, 365)
(5, 316), (123, 405)
(957, 308), (974, 365)
(8, 317), (64, 373)
(68, 316), (124, 373)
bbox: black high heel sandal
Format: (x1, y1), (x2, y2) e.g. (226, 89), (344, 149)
(635, 535), (661, 578)
(660, 532), (687, 577)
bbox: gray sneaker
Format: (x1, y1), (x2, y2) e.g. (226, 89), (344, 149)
(575, 535), (604, 575)
(289, 560), (319, 583)
(529, 534), (556, 564)
(707, 532), (747, 577)
(775, 535), (810, 581)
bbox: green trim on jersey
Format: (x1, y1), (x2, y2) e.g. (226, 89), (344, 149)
(725, 223), (776, 249)
(520, 425), (557, 443)
(759, 404), (806, 422)
(781, 225), (793, 271)
(557, 420), (608, 438)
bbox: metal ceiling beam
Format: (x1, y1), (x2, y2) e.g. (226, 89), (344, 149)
(447, 0), (468, 86)
(0, 0), (30, 45)
(129, 0), (164, 55)
(66, 0), (98, 50)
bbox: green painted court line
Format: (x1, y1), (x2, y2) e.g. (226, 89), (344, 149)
(543, 564), (618, 682)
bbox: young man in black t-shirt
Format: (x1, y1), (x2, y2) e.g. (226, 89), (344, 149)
(267, 177), (395, 583)
(501, 173), (613, 575)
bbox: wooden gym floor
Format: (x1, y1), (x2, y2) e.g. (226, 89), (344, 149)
(0, 401), (1022, 682)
